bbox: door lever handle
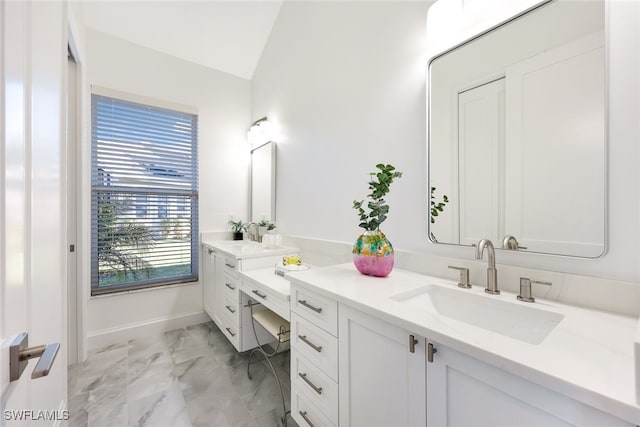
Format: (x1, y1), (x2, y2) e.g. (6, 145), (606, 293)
(10, 332), (60, 381)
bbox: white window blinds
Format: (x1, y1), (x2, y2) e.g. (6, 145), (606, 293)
(91, 93), (198, 295)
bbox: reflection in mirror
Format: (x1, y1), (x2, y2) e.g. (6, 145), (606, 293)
(251, 141), (276, 223)
(428, 0), (605, 258)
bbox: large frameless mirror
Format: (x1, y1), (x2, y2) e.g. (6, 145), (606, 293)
(428, 0), (606, 258)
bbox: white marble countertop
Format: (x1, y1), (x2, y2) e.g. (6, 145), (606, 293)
(201, 238), (298, 260)
(286, 263), (640, 425)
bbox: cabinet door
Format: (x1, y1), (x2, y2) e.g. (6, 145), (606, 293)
(202, 247), (216, 319)
(211, 253), (227, 328)
(338, 305), (426, 427)
(426, 342), (632, 427)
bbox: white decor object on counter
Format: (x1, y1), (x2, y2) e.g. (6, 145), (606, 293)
(262, 232), (282, 249)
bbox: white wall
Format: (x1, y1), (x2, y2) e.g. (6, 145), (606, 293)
(252, 1), (433, 250)
(84, 29), (251, 348)
(251, 0), (640, 285)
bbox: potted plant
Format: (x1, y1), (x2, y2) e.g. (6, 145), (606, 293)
(228, 220), (246, 241)
(352, 163), (402, 277)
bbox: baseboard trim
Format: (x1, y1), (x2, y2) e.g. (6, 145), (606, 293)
(87, 311), (210, 352)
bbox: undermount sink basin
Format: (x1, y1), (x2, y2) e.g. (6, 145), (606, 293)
(391, 285), (564, 345)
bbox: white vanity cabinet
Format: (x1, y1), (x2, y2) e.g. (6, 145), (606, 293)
(290, 285), (340, 427)
(286, 265), (640, 426)
(289, 282), (426, 427)
(202, 246), (216, 318)
(338, 305), (426, 427)
(426, 342), (634, 427)
(201, 242), (298, 352)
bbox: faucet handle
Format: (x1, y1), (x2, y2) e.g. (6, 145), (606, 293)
(448, 266), (471, 289)
(517, 278), (552, 303)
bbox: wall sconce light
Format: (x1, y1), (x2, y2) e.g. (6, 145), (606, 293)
(247, 116), (275, 146)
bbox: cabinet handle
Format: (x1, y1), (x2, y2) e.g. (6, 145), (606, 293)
(225, 327), (236, 337)
(252, 289), (267, 299)
(207, 249), (213, 255)
(298, 411), (315, 427)
(409, 334), (418, 353)
(225, 262), (236, 269)
(298, 299), (322, 313)
(298, 372), (323, 395)
(225, 305), (235, 314)
(298, 335), (322, 353)
(427, 342), (437, 363)
(225, 283), (236, 291)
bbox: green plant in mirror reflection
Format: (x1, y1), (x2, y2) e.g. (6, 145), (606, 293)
(430, 186), (449, 242)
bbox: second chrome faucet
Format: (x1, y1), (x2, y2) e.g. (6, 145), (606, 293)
(475, 239), (499, 295)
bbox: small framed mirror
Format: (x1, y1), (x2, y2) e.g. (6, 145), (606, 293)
(250, 141), (276, 223)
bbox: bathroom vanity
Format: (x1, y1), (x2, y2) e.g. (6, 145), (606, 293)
(201, 240), (298, 351)
(287, 264), (639, 427)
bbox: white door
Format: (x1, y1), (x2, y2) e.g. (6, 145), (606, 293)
(1, 1), (67, 423)
(457, 78), (505, 245)
(504, 32), (605, 257)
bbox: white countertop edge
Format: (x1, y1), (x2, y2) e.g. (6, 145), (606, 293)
(285, 264), (640, 425)
(201, 239), (298, 260)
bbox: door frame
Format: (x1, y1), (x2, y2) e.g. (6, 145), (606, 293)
(66, 13), (87, 364)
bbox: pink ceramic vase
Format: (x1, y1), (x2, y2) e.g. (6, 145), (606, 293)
(352, 230), (394, 277)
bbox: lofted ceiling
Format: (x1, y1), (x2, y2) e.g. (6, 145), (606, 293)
(79, 1), (284, 80)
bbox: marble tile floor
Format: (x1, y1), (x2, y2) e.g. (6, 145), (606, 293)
(67, 321), (298, 427)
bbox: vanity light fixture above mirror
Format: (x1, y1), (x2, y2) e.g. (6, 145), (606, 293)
(247, 116), (275, 146)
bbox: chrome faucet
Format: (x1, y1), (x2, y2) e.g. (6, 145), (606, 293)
(502, 235), (527, 250)
(246, 222), (259, 242)
(475, 239), (499, 295)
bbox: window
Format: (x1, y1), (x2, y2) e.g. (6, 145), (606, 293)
(91, 92), (198, 295)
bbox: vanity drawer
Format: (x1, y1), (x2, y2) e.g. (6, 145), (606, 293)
(222, 273), (240, 298)
(291, 313), (338, 381)
(291, 285), (338, 335)
(219, 319), (240, 351)
(242, 278), (289, 320)
(223, 257), (240, 278)
(221, 293), (240, 325)
(292, 349), (338, 424)
(292, 387), (337, 427)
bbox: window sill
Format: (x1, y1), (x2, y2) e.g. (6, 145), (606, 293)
(90, 280), (199, 299)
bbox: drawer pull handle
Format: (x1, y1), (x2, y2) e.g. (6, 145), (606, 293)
(225, 327), (236, 337)
(298, 335), (322, 353)
(299, 411), (315, 427)
(225, 262), (236, 269)
(225, 283), (236, 291)
(298, 372), (323, 395)
(252, 289), (267, 299)
(298, 299), (322, 313)
(225, 305), (235, 314)
(427, 342), (437, 363)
